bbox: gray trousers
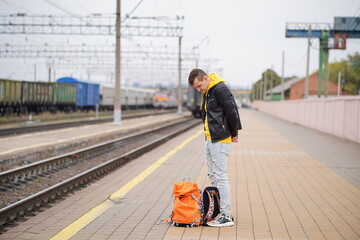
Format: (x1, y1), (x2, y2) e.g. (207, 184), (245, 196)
(204, 141), (231, 216)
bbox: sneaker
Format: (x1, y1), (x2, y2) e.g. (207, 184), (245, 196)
(206, 213), (234, 227)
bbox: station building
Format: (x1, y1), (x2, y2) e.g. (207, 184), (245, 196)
(266, 72), (341, 100)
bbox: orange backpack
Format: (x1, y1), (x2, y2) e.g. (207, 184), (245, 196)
(169, 181), (202, 227)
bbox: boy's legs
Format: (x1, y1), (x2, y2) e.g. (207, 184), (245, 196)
(205, 141), (231, 216)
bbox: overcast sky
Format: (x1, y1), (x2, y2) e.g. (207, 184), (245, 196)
(0, 0), (359, 89)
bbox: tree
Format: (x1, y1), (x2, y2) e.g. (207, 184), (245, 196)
(329, 52), (360, 95)
(250, 69), (295, 101)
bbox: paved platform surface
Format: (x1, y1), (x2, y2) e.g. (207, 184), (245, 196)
(1, 109), (359, 240)
(251, 110), (360, 189)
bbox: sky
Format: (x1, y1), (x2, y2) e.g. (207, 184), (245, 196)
(0, 0), (359, 89)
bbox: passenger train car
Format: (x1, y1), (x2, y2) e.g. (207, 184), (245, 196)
(100, 85), (154, 110)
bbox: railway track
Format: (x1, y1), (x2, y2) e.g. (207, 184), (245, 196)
(0, 110), (176, 137)
(0, 117), (200, 232)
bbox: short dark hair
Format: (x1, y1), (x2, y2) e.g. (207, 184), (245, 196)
(188, 69), (207, 86)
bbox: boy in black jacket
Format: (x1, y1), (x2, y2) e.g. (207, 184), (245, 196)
(188, 69), (242, 227)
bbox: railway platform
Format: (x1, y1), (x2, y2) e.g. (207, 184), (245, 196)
(1, 109), (360, 240)
(0, 111), (190, 169)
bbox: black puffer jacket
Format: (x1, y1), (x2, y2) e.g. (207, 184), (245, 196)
(202, 82), (242, 142)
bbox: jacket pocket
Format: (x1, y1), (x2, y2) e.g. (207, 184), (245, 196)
(218, 118), (227, 133)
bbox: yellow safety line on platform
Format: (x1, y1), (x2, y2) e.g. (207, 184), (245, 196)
(50, 130), (202, 240)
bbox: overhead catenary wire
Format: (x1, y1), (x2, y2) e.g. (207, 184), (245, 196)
(122, 0), (146, 23)
(0, 1), (206, 86)
(285, 50), (307, 68)
(353, 4), (360, 17)
(42, 0), (94, 26)
(42, 0), (79, 17)
(0, 0), (35, 14)
(72, 0), (91, 15)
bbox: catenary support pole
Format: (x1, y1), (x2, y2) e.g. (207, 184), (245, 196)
(34, 64), (37, 82)
(114, 0), (122, 124)
(177, 36), (183, 114)
(270, 65), (273, 100)
(263, 70), (267, 100)
(337, 72), (341, 96)
(305, 26), (311, 98)
(281, 51), (284, 100)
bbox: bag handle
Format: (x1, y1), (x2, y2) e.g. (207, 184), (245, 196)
(182, 176), (191, 182)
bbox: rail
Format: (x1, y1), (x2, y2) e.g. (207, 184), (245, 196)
(0, 110), (176, 137)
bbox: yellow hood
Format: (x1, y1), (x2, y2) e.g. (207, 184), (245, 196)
(206, 73), (225, 94)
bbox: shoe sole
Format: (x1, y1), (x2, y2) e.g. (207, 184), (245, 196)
(207, 222), (234, 227)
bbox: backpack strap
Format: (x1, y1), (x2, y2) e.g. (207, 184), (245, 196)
(191, 193), (199, 202)
(203, 189), (215, 223)
(192, 193), (203, 225)
(214, 190), (221, 212)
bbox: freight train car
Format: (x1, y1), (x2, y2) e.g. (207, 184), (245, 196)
(0, 79), (76, 115)
(57, 77), (100, 110)
(0, 78), (22, 115)
(0, 77), (158, 116)
(100, 85), (154, 110)
(52, 82), (76, 111)
(21, 81), (53, 113)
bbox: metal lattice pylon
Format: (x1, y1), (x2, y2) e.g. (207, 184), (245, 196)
(286, 17), (360, 97)
(0, 14), (184, 37)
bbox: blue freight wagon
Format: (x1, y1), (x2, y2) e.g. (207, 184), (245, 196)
(57, 77), (100, 109)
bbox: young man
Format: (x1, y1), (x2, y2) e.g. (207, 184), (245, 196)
(188, 69), (242, 227)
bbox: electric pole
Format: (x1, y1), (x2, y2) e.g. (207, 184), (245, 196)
(281, 51), (285, 100)
(337, 72), (341, 96)
(177, 36), (183, 114)
(34, 64), (37, 82)
(305, 26), (311, 99)
(270, 65), (273, 100)
(114, 0), (121, 124)
(263, 71), (267, 100)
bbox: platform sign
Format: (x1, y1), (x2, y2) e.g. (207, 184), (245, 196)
(334, 33), (347, 49)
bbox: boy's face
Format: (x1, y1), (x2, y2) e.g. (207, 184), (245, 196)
(192, 76), (210, 94)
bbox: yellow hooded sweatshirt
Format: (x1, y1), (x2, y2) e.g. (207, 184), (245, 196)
(204, 73), (232, 143)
